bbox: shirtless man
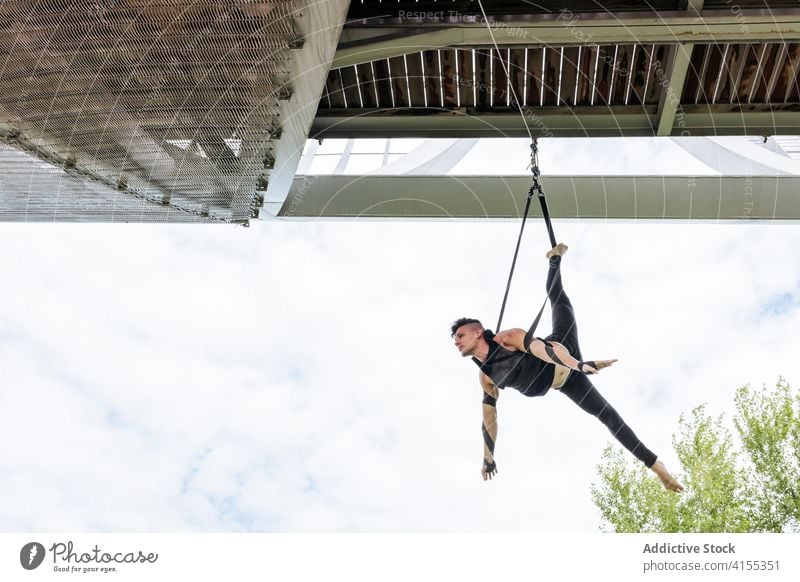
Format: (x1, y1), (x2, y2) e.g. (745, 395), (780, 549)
(452, 243), (683, 492)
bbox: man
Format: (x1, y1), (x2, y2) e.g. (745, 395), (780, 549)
(451, 243), (683, 492)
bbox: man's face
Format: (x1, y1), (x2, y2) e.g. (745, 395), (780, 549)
(453, 324), (482, 357)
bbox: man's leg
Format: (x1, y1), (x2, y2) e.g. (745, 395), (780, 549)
(541, 252), (581, 358)
(562, 373), (684, 491)
(522, 246), (582, 367)
(529, 247), (615, 374)
(541, 247), (683, 491)
(560, 373), (658, 468)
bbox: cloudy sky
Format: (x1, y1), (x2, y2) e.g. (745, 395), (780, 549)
(2, 193), (799, 532)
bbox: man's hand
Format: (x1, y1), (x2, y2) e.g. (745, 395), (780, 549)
(481, 458), (498, 481)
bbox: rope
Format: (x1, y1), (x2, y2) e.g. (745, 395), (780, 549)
(475, 0), (532, 140)
(475, 0), (558, 333)
(495, 140), (556, 332)
(531, 140), (558, 249)
(495, 180), (535, 331)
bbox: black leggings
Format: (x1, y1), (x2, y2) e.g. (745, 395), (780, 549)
(537, 256), (658, 468)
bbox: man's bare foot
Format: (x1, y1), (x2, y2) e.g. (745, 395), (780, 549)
(651, 459), (684, 492)
(545, 242), (569, 259)
(581, 359), (618, 374)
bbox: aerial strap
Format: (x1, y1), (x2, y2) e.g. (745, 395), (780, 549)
(473, 1), (558, 334)
(495, 140), (558, 334)
(531, 140), (557, 250)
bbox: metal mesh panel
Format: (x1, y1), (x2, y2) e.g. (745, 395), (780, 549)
(0, 0), (299, 223)
(0, 143), (213, 222)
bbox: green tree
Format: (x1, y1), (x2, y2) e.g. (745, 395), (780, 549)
(591, 378), (800, 532)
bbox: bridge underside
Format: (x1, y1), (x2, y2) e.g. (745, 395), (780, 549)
(0, 0), (349, 223)
(293, 0), (800, 221)
(280, 136), (800, 220)
(282, 174), (798, 220)
(1, 0), (799, 222)
(320, 2), (800, 141)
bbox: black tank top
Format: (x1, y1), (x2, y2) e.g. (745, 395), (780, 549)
(472, 330), (555, 397)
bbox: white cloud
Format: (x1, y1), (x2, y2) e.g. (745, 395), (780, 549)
(1, 220), (799, 532)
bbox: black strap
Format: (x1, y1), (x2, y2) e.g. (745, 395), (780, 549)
(523, 299), (550, 351)
(496, 139), (557, 332)
(482, 423), (495, 454)
(544, 342), (570, 368)
(531, 139), (556, 248)
(495, 186), (535, 332)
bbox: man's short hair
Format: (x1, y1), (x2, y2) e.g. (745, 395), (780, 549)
(450, 317), (483, 337)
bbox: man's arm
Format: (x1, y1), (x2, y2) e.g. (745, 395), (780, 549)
(480, 372), (499, 481)
(494, 328), (616, 374)
(529, 339), (617, 374)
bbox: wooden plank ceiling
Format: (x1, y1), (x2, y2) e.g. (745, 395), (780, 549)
(315, 1), (800, 137)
